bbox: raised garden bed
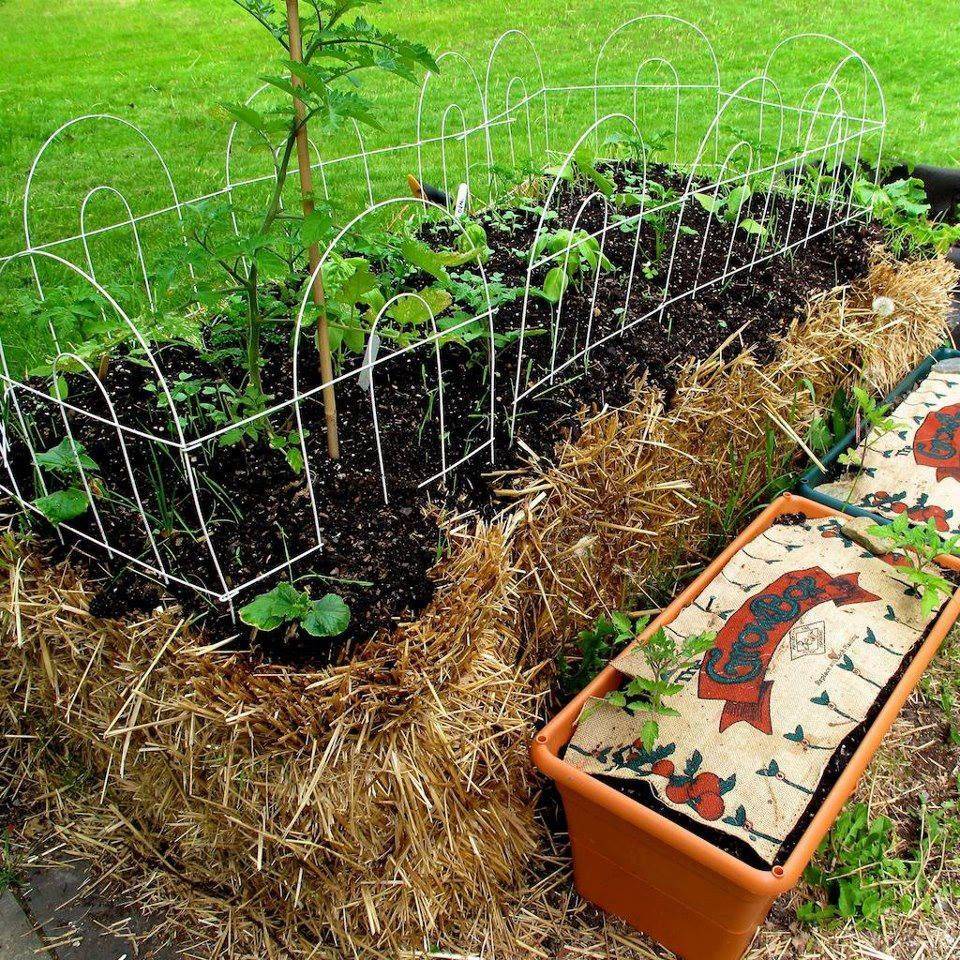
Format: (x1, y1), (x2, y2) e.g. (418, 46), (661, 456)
(532, 493), (960, 960)
(4, 163), (875, 661)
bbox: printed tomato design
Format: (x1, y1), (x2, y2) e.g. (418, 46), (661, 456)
(862, 491), (953, 532)
(653, 750), (735, 822)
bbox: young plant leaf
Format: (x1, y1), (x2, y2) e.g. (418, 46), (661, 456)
(36, 438), (97, 477)
(542, 266), (569, 303)
(33, 487), (89, 525)
(302, 593), (351, 637)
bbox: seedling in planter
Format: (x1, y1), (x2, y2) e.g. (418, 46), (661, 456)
(533, 228), (614, 303)
(603, 617), (716, 751)
(32, 438), (100, 525)
(239, 581), (350, 638)
(865, 514), (960, 617)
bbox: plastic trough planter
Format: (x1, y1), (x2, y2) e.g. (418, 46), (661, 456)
(531, 493), (960, 960)
(798, 346), (960, 525)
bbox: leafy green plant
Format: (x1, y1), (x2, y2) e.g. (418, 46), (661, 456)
(192, 0), (437, 417)
(799, 803), (913, 926)
(239, 581), (350, 638)
(865, 514), (960, 616)
(603, 619), (716, 751)
(545, 145), (616, 200)
(693, 185), (767, 237)
(854, 176), (960, 256)
(557, 611), (635, 694)
(32, 438), (100, 525)
(807, 386), (856, 455)
(837, 385), (901, 468)
(533, 228), (614, 303)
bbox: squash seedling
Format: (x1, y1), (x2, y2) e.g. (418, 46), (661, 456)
(32, 438), (101, 525)
(694, 186), (767, 237)
(239, 581), (350, 638)
(534, 228), (614, 303)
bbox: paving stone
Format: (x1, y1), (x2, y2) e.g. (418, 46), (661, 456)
(21, 863), (177, 959)
(0, 890), (51, 960)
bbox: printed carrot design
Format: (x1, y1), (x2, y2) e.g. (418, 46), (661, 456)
(811, 689), (857, 722)
(838, 653), (882, 689)
(862, 626), (899, 656)
(784, 724), (833, 751)
(756, 759), (814, 795)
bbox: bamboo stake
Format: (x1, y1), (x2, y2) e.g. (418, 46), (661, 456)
(286, 0), (340, 458)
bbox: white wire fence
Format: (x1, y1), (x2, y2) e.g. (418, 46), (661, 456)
(0, 20), (886, 617)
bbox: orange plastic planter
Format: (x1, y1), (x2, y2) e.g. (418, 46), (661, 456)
(532, 493), (960, 960)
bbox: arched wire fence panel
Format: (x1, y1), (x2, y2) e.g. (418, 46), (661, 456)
(759, 33), (886, 180)
(417, 51), (489, 207)
(632, 58), (682, 165)
(80, 186), (155, 313)
(0, 251), (235, 607)
(23, 114), (194, 312)
(510, 113), (648, 424)
(593, 16), (721, 163)
(484, 30), (550, 192)
(662, 75), (787, 303)
(0, 25), (888, 612)
(545, 190), (618, 379)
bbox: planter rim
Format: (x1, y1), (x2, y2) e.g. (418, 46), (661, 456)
(797, 345), (960, 524)
(531, 492), (960, 897)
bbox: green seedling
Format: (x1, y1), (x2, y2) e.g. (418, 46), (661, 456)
(533, 228), (614, 303)
(866, 514), (960, 617)
(604, 618), (716, 752)
(32, 438), (100, 525)
(854, 176), (960, 256)
(239, 581), (350, 638)
(837, 385), (901, 469)
(557, 611), (635, 694)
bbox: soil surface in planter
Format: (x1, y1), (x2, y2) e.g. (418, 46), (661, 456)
(7, 163), (876, 664)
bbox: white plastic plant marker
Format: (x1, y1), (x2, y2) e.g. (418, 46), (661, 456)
(455, 182), (470, 218)
(359, 332), (381, 391)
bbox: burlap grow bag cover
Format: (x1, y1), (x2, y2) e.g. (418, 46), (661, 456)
(566, 515), (948, 864)
(820, 357), (960, 533)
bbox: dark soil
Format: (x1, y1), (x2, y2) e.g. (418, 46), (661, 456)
(6, 161), (876, 663)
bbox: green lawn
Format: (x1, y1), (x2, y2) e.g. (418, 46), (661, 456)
(0, 0), (958, 257)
